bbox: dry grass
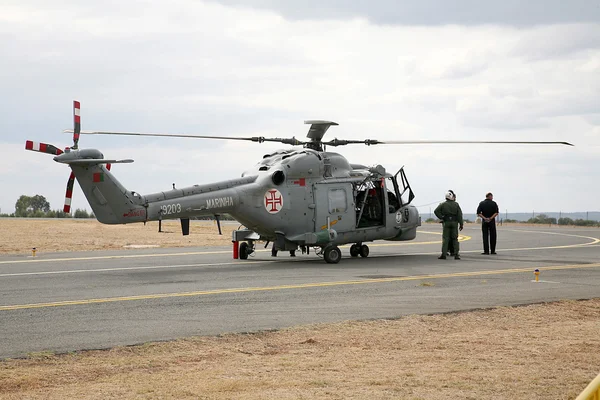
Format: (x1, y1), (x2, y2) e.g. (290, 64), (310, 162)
(0, 219), (236, 254)
(1, 219), (599, 399)
(0, 299), (598, 399)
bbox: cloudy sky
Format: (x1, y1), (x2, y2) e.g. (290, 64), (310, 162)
(1, 0), (599, 218)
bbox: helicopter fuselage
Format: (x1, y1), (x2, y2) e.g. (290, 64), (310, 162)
(59, 147), (420, 252)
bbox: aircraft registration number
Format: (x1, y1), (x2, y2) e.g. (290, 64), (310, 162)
(160, 203), (181, 215)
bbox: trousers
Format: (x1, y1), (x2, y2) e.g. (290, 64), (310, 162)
(481, 220), (497, 253)
(442, 221), (459, 256)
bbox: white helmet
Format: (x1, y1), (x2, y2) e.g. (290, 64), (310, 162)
(445, 190), (455, 201)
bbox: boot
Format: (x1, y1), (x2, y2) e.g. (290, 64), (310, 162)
(438, 255), (446, 259)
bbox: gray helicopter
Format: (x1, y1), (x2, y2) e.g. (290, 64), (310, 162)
(25, 101), (573, 263)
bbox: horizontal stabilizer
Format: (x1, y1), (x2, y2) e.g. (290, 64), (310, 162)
(54, 158), (134, 165)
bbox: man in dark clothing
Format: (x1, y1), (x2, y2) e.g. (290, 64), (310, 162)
(434, 190), (464, 260)
(447, 192), (459, 256)
(477, 192), (499, 255)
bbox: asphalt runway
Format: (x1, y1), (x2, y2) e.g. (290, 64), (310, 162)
(1, 224), (599, 359)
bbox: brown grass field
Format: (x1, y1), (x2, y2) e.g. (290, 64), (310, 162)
(0, 219), (599, 399)
(0, 218), (238, 254)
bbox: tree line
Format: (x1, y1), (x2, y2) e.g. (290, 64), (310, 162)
(425, 213), (599, 227)
(524, 213), (600, 227)
(0, 195), (94, 219)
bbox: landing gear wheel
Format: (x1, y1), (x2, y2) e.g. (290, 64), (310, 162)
(359, 244), (369, 258)
(324, 246), (342, 264)
(349, 244), (360, 257)
(239, 242), (249, 260)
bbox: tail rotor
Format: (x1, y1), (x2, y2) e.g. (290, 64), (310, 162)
(25, 100), (94, 214)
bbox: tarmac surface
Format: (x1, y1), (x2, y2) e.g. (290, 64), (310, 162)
(1, 224), (599, 359)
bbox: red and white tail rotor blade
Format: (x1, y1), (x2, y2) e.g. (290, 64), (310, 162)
(25, 140), (64, 155)
(73, 100), (81, 149)
(63, 172), (76, 213)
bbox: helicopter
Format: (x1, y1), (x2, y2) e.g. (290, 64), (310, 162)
(25, 101), (573, 263)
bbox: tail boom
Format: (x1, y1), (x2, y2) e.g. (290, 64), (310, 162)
(59, 149), (258, 224)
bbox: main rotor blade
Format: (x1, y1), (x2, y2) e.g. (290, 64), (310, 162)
(64, 130), (306, 146)
(320, 138), (574, 147)
(374, 140), (574, 146)
(323, 139), (380, 146)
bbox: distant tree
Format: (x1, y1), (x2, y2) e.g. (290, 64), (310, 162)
(55, 210), (71, 218)
(14, 194), (51, 217)
(558, 217), (574, 226)
(425, 218), (436, 223)
(31, 210), (46, 218)
(573, 219), (598, 227)
(74, 209), (93, 218)
(14, 195), (31, 217)
(527, 214), (556, 225)
(30, 195), (50, 213)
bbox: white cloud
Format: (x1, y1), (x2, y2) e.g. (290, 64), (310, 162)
(0, 1), (598, 216)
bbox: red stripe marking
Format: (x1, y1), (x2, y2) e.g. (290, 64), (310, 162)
(25, 140), (33, 150)
(64, 205), (71, 213)
(74, 101), (80, 109)
(40, 143), (47, 153)
(65, 190), (73, 198)
(74, 115), (81, 123)
(56, 148), (64, 155)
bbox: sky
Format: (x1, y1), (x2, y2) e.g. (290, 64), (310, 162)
(1, 0), (599, 218)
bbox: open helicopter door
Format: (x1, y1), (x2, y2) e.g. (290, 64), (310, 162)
(392, 167), (420, 231)
(313, 182), (355, 242)
(393, 166), (415, 207)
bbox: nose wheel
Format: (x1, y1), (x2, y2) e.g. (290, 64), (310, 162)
(323, 245), (342, 264)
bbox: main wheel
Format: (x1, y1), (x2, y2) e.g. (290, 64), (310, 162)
(239, 242), (249, 260)
(323, 246), (342, 264)
(349, 244), (359, 257)
(359, 244), (369, 258)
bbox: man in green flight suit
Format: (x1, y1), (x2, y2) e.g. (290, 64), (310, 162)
(434, 190), (464, 260)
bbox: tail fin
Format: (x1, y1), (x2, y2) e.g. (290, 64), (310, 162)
(70, 163), (146, 224)
(54, 149), (142, 224)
